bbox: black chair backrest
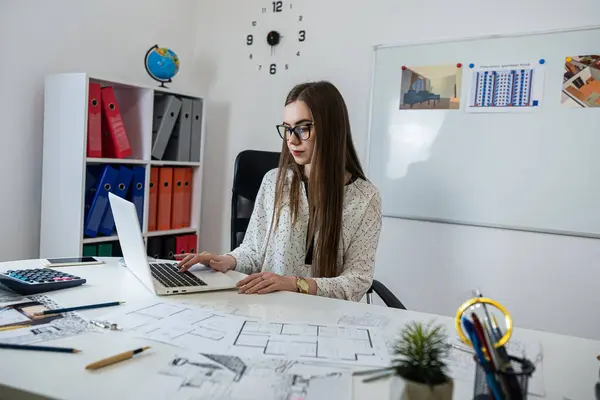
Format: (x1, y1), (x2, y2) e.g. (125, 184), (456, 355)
(231, 150), (281, 251)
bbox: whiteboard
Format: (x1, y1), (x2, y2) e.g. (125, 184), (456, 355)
(366, 26), (600, 238)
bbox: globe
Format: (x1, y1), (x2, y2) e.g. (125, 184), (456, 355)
(144, 45), (180, 88)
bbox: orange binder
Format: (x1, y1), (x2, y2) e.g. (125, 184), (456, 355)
(157, 167), (173, 230)
(148, 167), (159, 231)
(86, 82), (102, 157)
(101, 86), (132, 159)
(171, 168), (187, 229)
(181, 167), (193, 228)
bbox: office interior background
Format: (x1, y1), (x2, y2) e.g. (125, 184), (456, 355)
(1, 0), (599, 341)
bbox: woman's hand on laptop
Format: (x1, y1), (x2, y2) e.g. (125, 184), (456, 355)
(175, 252), (236, 273)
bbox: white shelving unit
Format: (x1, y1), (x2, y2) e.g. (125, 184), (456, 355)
(39, 73), (206, 258)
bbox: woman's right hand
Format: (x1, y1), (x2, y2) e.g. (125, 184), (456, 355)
(175, 252), (237, 273)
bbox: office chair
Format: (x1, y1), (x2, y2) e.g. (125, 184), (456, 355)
(231, 149), (406, 310)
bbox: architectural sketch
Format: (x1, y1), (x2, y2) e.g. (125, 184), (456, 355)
(102, 301), (390, 367)
(562, 55), (600, 107)
(399, 64), (462, 110)
(0, 295), (92, 345)
(466, 62), (545, 113)
(157, 352), (352, 400)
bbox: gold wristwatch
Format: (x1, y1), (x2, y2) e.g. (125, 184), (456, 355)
(296, 278), (309, 294)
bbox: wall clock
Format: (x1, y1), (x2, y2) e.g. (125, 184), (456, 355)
(246, 1), (306, 75)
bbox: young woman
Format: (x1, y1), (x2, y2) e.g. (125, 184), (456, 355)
(177, 81), (382, 302)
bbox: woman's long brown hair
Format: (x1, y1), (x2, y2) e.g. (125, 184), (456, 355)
(270, 81), (366, 278)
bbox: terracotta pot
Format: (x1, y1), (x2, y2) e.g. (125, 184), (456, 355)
(390, 376), (454, 400)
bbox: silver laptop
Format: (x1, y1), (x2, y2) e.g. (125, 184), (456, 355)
(108, 192), (238, 295)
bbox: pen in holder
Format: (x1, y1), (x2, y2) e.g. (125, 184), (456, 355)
(473, 354), (535, 400)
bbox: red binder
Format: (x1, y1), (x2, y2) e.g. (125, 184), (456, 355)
(86, 82), (102, 157)
(186, 234), (197, 254)
(101, 86), (132, 159)
(171, 168), (187, 229)
(157, 167), (173, 231)
(148, 167), (159, 231)
(181, 167), (193, 228)
(175, 235), (188, 257)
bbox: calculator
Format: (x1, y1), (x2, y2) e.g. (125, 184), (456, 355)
(0, 268), (87, 295)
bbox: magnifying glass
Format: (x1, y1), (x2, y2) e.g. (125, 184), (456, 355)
(455, 296), (513, 348)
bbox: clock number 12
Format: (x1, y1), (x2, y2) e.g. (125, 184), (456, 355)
(272, 1), (282, 12)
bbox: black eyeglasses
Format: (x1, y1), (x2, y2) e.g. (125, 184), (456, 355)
(276, 124), (313, 141)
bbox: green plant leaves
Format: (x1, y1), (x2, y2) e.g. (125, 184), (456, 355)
(392, 321), (450, 386)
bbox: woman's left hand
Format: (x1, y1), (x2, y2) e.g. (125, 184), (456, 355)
(236, 272), (297, 294)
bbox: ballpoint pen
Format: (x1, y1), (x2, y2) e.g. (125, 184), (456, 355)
(463, 317), (504, 400)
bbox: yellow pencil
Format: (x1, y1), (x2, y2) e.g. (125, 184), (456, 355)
(0, 325), (30, 332)
(85, 346), (151, 370)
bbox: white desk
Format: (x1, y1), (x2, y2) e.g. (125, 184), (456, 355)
(0, 258), (598, 400)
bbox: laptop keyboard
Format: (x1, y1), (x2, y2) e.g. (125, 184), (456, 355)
(149, 262), (207, 288)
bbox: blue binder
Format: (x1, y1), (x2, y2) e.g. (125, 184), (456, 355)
(84, 165), (119, 237)
(84, 166), (103, 221)
(130, 166), (145, 228)
(98, 166), (134, 236)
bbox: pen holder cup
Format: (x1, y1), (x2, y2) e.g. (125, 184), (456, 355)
(473, 355), (535, 400)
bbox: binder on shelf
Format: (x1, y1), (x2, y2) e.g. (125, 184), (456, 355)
(171, 168), (187, 229)
(130, 166), (145, 228)
(147, 237), (162, 259)
(163, 98), (192, 161)
(152, 95), (167, 134)
(83, 244), (97, 257)
(84, 165), (103, 221)
(182, 167), (193, 228)
(157, 167), (174, 231)
(152, 95), (181, 160)
(190, 98), (203, 162)
(148, 167), (159, 231)
(185, 234), (197, 254)
(86, 82), (102, 157)
(101, 86), (132, 159)
(98, 166), (134, 236)
(175, 235), (188, 257)
(84, 165), (119, 238)
(97, 243), (113, 257)
(162, 236), (176, 260)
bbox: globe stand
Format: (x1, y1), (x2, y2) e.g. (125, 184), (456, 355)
(144, 44), (176, 89)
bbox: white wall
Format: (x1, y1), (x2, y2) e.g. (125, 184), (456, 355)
(194, 0), (600, 340)
(0, 0), (200, 261)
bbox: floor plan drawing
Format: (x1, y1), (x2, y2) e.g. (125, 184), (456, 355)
(232, 321), (385, 365)
(101, 301), (248, 354)
(102, 301), (390, 367)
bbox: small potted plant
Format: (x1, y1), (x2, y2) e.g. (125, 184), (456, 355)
(390, 321), (454, 400)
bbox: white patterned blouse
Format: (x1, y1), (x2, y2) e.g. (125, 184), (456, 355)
(228, 168), (382, 302)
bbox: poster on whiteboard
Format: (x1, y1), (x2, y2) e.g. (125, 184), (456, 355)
(465, 60), (546, 113)
(562, 55), (600, 108)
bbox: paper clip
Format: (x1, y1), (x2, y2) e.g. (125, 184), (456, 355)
(90, 319), (121, 331)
